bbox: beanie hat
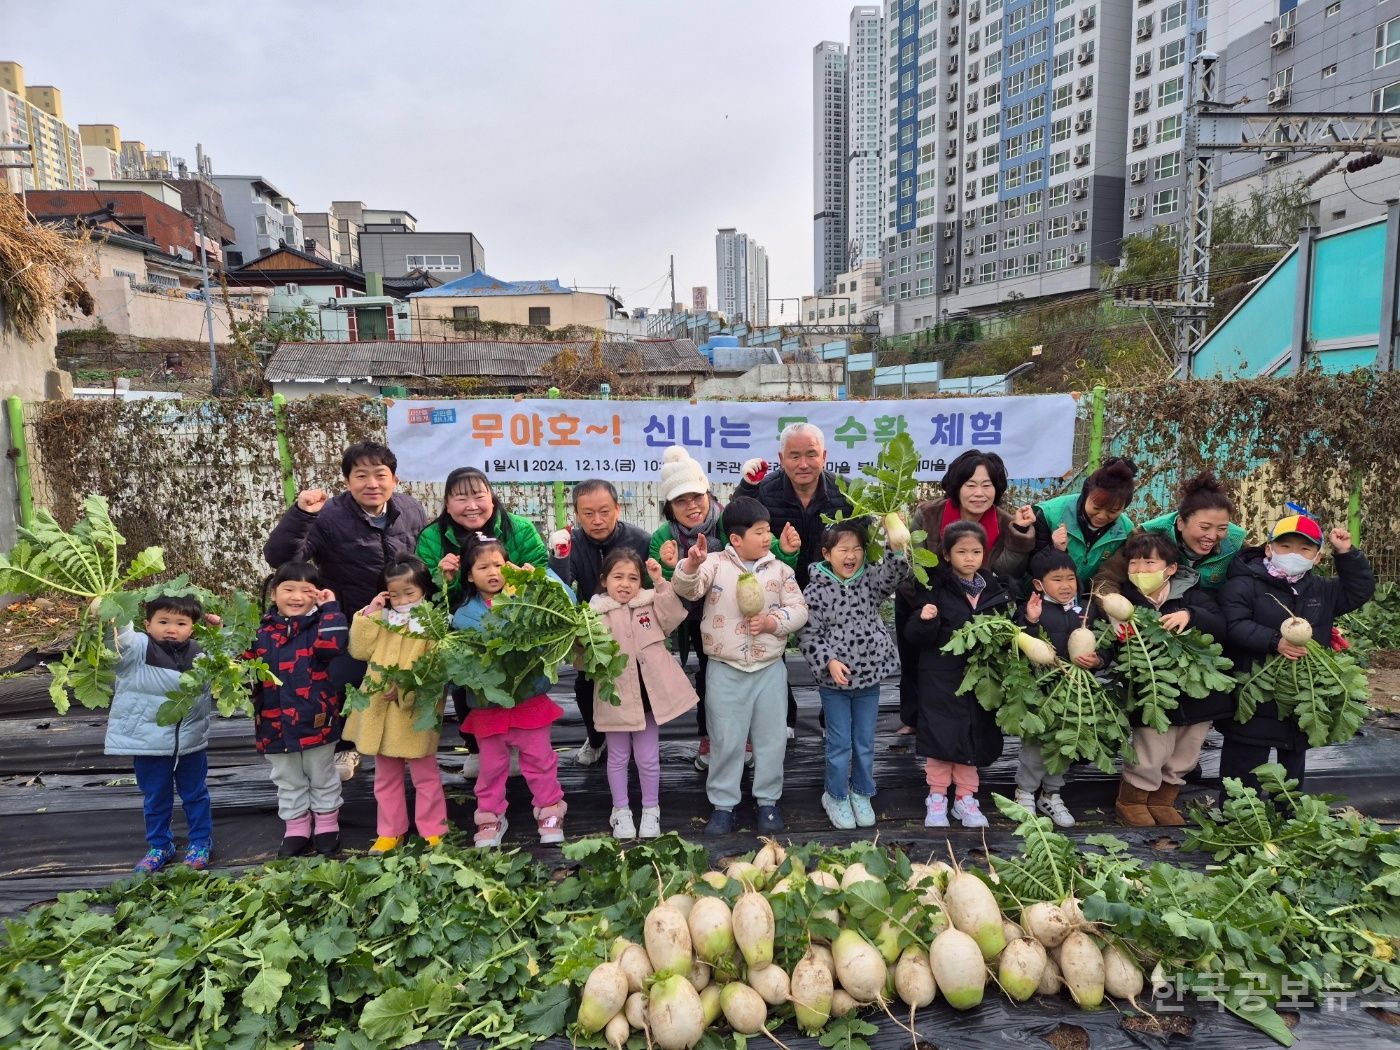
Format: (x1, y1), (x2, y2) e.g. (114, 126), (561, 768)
(660, 446), (709, 504)
(1270, 513), (1323, 545)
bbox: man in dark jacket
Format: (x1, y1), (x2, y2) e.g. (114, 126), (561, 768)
(547, 479), (652, 765)
(264, 441), (428, 779)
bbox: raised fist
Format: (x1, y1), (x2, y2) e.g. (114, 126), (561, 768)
(658, 539), (680, 568)
(1328, 526), (1352, 554)
(646, 558), (665, 585)
(778, 522), (801, 555)
(1051, 523), (1069, 551)
(1011, 505), (1035, 532)
(296, 488), (328, 514)
(548, 528), (573, 560)
(741, 458), (770, 484)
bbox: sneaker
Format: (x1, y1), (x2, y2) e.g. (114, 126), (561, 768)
(369, 836), (401, 855)
(610, 807), (637, 841)
(474, 814), (508, 849)
(424, 835), (443, 848)
(1037, 793), (1076, 829)
(786, 726), (795, 740)
(638, 807), (662, 839)
(335, 749), (361, 782)
(134, 847), (175, 874)
(182, 844), (212, 871)
(313, 831), (340, 857)
(694, 737), (710, 771)
(756, 804), (785, 833)
(849, 792), (876, 828)
(822, 792), (857, 830)
(535, 802), (567, 845)
(278, 836), (312, 858)
(705, 808), (734, 836)
(575, 739), (605, 767)
(924, 793), (949, 828)
(952, 794), (989, 829)
(745, 741), (755, 769)
(1014, 789), (1036, 812)
(460, 753), (480, 778)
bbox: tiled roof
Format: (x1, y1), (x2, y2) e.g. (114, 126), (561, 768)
(409, 270), (573, 298)
(264, 339), (710, 383)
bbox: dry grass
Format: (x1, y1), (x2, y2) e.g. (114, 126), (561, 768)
(0, 190), (95, 340)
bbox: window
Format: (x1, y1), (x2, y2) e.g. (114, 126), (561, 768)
(1160, 39), (1185, 69)
(1047, 247), (1068, 270)
(1002, 257), (1021, 278)
(985, 49), (1002, 76)
(452, 305), (480, 321)
(1380, 19), (1400, 70)
(983, 114), (1001, 136)
(1009, 7), (1026, 33)
(1029, 29), (1049, 58)
(1026, 158), (1044, 182)
(1275, 66), (1294, 90)
(405, 254), (462, 271)
(1049, 215), (1069, 238)
(1005, 166), (1023, 190)
(985, 82), (1001, 105)
(1008, 40), (1027, 66)
(1375, 80), (1400, 112)
(1007, 104), (1026, 129)
(1052, 116), (1072, 142)
(917, 250), (933, 269)
(1053, 84), (1074, 110)
(254, 216), (268, 235)
(985, 17), (1002, 44)
(1053, 51), (1073, 78)
(1003, 226), (1021, 250)
(1007, 136), (1024, 161)
(1028, 63), (1047, 90)
(917, 224), (936, 244)
(1024, 252), (1041, 275)
(1028, 95), (1046, 120)
(980, 262), (997, 282)
(980, 233), (997, 254)
(1024, 190), (1042, 213)
(1157, 76), (1184, 107)
(1161, 0), (1187, 31)
(1325, 1), (1340, 15)
(1154, 152), (1180, 179)
(1152, 188), (1180, 216)
(529, 307), (552, 326)
(1048, 186), (1068, 209)
(1030, 0), (1048, 20)
(113, 268), (138, 285)
(1156, 115), (1182, 143)
(1323, 64), (1337, 79)
(920, 142), (937, 164)
(984, 143), (1002, 165)
(1055, 15), (1075, 44)
(1050, 150), (1070, 175)
(1008, 71), (1027, 97)
(1006, 197), (1023, 220)
(1024, 221), (1041, 244)
(982, 174), (998, 196)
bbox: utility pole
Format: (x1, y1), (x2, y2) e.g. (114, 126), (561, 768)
(195, 195), (219, 391)
(669, 254), (676, 313)
(1177, 47), (1219, 371)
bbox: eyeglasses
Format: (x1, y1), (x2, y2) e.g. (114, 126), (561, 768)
(671, 493), (707, 507)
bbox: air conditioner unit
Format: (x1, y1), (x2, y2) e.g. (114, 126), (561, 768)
(1078, 12), (1095, 29)
(963, 242), (975, 256)
(946, 141), (959, 157)
(966, 125), (978, 142)
(968, 1), (980, 20)
(945, 195), (957, 212)
(1136, 22), (1153, 40)
(1269, 29), (1293, 48)
(1070, 185), (1087, 199)
(967, 66), (979, 82)
(1265, 149), (1287, 163)
(1128, 205), (1145, 218)
(1073, 152), (1090, 166)
(963, 214), (977, 228)
(947, 27), (959, 45)
(967, 96), (979, 112)
(944, 276), (956, 291)
(944, 222), (956, 238)
(946, 169), (958, 184)
(1076, 82), (1092, 98)
(948, 85), (959, 102)
(1267, 86), (1290, 105)
(1130, 164), (1147, 183)
(1077, 45), (1093, 64)
(1133, 94), (1150, 112)
(1074, 114), (1091, 131)
(965, 155), (977, 171)
(947, 55), (959, 73)
(963, 268), (976, 282)
(1132, 128), (1148, 148)
(964, 185), (977, 200)
(947, 0), (959, 16)
(946, 114), (959, 128)
(1070, 218), (1086, 231)
(1069, 251), (1085, 264)
(968, 36), (980, 53)
(944, 250), (955, 265)
(1135, 56), (1151, 76)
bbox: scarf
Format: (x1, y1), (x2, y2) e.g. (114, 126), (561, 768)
(956, 572), (988, 606)
(384, 599), (426, 634)
(1264, 559), (1309, 586)
(671, 500), (722, 557)
(940, 500), (1001, 567)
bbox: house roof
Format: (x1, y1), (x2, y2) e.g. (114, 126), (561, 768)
(409, 270), (576, 299)
(225, 245), (368, 290)
(264, 339), (711, 384)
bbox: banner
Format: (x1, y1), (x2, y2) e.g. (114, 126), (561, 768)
(386, 396), (1078, 483)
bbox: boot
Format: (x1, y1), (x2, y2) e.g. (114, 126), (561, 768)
(1146, 783), (1186, 826)
(1114, 780), (1155, 827)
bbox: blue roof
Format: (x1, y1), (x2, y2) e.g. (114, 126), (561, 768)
(409, 270), (573, 298)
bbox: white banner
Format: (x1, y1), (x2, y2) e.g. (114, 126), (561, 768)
(386, 396), (1078, 483)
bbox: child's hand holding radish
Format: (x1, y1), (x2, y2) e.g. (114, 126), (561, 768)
(680, 533), (707, 573)
(1072, 650), (1101, 670)
(827, 659), (851, 686)
(920, 603), (939, 621)
(746, 613), (778, 636)
(1024, 592), (1042, 624)
(438, 553), (460, 582)
(1159, 609), (1191, 634)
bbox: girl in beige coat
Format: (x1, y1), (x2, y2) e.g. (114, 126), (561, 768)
(589, 550), (698, 839)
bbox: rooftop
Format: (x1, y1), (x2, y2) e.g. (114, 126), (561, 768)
(409, 270), (574, 299)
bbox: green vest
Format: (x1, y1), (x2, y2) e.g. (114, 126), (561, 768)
(1035, 490), (1134, 582)
(1138, 511), (1246, 591)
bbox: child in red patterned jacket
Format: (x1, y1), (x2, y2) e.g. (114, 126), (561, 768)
(246, 562), (349, 858)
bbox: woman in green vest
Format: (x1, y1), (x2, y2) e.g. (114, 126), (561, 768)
(1031, 457), (1139, 584)
(1094, 471), (1245, 595)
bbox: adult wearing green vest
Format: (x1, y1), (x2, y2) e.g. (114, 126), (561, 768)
(1094, 472), (1245, 595)
(1031, 457), (1139, 585)
(416, 466), (548, 777)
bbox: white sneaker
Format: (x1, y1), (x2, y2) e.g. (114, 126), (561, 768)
(575, 739), (605, 766)
(334, 750), (360, 782)
(786, 726), (795, 740)
(1037, 793), (1076, 828)
(460, 753), (480, 778)
(610, 807), (636, 840)
(638, 807), (661, 839)
(924, 793), (949, 828)
(1014, 789), (1036, 812)
(952, 794), (989, 829)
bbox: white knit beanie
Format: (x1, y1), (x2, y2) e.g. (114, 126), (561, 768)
(659, 446), (709, 504)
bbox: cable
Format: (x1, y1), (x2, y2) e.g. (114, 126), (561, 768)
(1342, 168), (1391, 208)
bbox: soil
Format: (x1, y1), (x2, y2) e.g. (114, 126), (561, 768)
(1368, 654), (1400, 714)
(0, 596), (82, 669)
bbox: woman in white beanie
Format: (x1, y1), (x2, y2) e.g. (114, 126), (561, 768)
(649, 447), (801, 770)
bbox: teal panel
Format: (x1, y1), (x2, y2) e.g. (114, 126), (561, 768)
(1192, 253), (1298, 378)
(1309, 224), (1385, 344)
(1314, 346), (1379, 373)
(847, 353), (874, 372)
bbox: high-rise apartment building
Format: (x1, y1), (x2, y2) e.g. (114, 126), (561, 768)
(0, 62), (86, 192)
(814, 41), (849, 294)
(716, 227), (770, 325)
(848, 6), (887, 267)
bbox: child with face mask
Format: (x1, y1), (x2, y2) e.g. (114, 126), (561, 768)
(1216, 514), (1374, 797)
(1104, 534), (1232, 827)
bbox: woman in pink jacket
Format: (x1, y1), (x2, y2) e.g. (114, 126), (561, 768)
(589, 550), (699, 840)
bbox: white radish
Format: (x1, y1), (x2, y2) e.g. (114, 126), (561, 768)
(1037, 953), (1064, 996)
(645, 904), (694, 979)
(664, 893), (696, 918)
(618, 943), (654, 994)
(688, 959), (711, 992)
(609, 936), (634, 963)
(1102, 943), (1145, 1000)
(998, 938), (1048, 1002)
(1016, 631), (1058, 666)
(791, 952), (835, 1033)
(874, 918), (905, 965)
(648, 973), (706, 1050)
(832, 928), (887, 1003)
(698, 983), (722, 1027)
(1058, 930), (1105, 1009)
(578, 962), (630, 1033)
(753, 837), (786, 872)
(625, 991), (648, 1030)
(928, 927), (986, 1010)
(769, 876), (793, 895)
(840, 862), (880, 890)
(1002, 919), (1025, 944)
(831, 989), (859, 1017)
(687, 896), (735, 966)
(604, 1011), (630, 1050)
(808, 943), (835, 974)
(1021, 901), (1071, 948)
(808, 870), (841, 931)
(1060, 896), (1087, 928)
(884, 512), (912, 552)
(747, 963), (790, 1007)
(732, 887), (776, 969)
(719, 981), (768, 1035)
(1099, 592), (1135, 622)
(893, 945), (937, 1008)
(698, 871), (728, 891)
(726, 860), (764, 887)
(1068, 627), (1097, 661)
(944, 872), (1006, 961)
(1280, 616), (1313, 646)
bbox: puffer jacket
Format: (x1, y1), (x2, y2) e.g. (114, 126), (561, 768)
(672, 546), (809, 670)
(344, 609), (440, 759)
(588, 582), (698, 732)
(103, 629), (211, 757)
(800, 549), (910, 690)
(247, 602), (349, 754)
(265, 491), (428, 614)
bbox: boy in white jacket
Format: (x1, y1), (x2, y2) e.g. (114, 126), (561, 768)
(673, 497), (808, 835)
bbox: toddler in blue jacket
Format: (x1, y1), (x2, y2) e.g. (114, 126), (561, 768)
(102, 593), (215, 874)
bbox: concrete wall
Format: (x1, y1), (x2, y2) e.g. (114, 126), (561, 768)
(413, 291), (619, 331)
(358, 231), (484, 280)
(80, 283), (267, 342)
(697, 362), (843, 400)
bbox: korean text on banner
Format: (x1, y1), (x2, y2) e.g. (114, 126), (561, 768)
(386, 396), (1078, 483)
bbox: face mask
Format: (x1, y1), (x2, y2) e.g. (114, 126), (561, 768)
(1266, 551), (1317, 578)
(1128, 570), (1167, 595)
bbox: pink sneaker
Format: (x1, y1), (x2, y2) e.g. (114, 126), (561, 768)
(473, 811), (508, 849)
(534, 801), (567, 845)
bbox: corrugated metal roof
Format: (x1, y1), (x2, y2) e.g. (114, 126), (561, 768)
(409, 270), (572, 298)
(264, 339), (711, 383)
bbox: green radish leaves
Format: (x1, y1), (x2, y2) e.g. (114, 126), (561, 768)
(1235, 640), (1370, 747)
(821, 433), (939, 584)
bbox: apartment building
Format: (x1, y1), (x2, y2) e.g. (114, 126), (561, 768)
(213, 175), (304, 267)
(0, 61), (85, 191)
(848, 6), (888, 267)
(814, 41), (849, 294)
(716, 227), (770, 325)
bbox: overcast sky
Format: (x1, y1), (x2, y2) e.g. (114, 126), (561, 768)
(3, 0), (857, 314)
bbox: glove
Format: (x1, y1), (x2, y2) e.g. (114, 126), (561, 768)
(1331, 626), (1350, 652)
(741, 458), (770, 484)
(548, 528), (573, 560)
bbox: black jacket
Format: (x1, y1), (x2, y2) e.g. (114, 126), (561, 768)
(549, 520), (653, 602)
(736, 469), (852, 587)
(263, 491), (428, 614)
(1113, 579), (1233, 727)
(1217, 548), (1375, 749)
(1013, 593), (1106, 663)
(902, 569), (1012, 766)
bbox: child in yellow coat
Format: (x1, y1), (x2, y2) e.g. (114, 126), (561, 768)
(345, 556), (447, 853)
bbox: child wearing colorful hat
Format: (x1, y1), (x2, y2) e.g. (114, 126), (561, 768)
(1216, 512), (1374, 796)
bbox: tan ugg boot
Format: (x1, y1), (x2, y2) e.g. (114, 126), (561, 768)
(1114, 780), (1155, 827)
(1146, 783), (1186, 826)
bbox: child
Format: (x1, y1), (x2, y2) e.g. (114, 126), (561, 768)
(588, 550), (699, 840)
(451, 536), (568, 848)
(1013, 548), (1101, 828)
(104, 593), (215, 873)
(346, 555), (448, 854)
(799, 520), (910, 831)
(1217, 514), (1375, 797)
(1103, 534), (1232, 826)
(903, 521), (1012, 829)
(673, 496), (809, 836)
(246, 562), (348, 857)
